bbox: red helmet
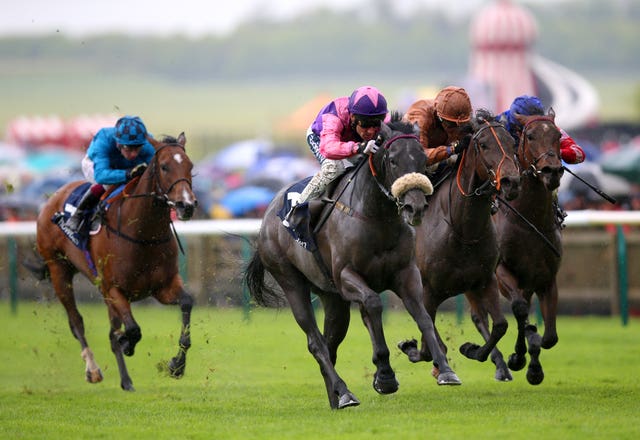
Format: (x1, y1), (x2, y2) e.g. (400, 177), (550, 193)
(434, 86), (472, 124)
(348, 86), (388, 117)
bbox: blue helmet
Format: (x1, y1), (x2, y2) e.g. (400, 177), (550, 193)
(510, 95), (544, 117)
(348, 86), (388, 117)
(115, 116), (148, 145)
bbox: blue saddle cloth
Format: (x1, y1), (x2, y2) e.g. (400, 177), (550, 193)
(51, 183), (127, 251)
(278, 176), (318, 252)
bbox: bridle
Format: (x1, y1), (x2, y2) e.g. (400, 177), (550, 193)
(106, 142), (193, 250)
(517, 116), (560, 178)
(369, 133), (422, 207)
(121, 143), (193, 206)
(456, 120), (516, 197)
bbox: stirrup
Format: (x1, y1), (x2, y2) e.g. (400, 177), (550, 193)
(282, 205), (302, 229)
(65, 212), (85, 233)
(282, 206), (295, 227)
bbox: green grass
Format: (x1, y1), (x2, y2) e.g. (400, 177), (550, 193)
(1, 301), (638, 439)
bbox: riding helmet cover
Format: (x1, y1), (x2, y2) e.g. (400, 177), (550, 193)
(348, 86), (388, 117)
(502, 95), (545, 134)
(115, 116), (148, 145)
(434, 86), (472, 124)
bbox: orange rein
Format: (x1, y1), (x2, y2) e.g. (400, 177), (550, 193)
(456, 121), (509, 196)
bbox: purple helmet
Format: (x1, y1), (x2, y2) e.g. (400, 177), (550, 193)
(348, 86), (388, 117)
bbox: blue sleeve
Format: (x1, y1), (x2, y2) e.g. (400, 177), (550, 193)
(88, 129), (128, 185)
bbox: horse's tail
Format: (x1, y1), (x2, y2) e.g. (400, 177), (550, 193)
(22, 249), (50, 281)
(243, 250), (284, 308)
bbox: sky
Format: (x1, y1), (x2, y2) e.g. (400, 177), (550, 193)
(2, 0), (506, 38)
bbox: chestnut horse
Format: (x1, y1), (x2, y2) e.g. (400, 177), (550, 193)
(244, 119), (461, 410)
(399, 110), (521, 381)
(492, 110), (564, 385)
(28, 133), (197, 391)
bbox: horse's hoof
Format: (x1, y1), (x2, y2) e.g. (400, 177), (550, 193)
(398, 339), (421, 363)
(121, 381), (135, 392)
(437, 371), (462, 385)
(373, 373), (399, 395)
(508, 353), (527, 371)
(85, 368), (103, 384)
(337, 393), (360, 409)
(168, 358), (186, 378)
(495, 368), (513, 382)
(460, 342), (486, 361)
(526, 364), (544, 385)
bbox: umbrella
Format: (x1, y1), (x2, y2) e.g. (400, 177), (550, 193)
(218, 185), (276, 217)
(209, 139), (273, 172)
(559, 162), (630, 203)
(600, 146), (640, 183)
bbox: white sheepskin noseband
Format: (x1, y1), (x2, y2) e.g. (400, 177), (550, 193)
(391, 172), (433, 199)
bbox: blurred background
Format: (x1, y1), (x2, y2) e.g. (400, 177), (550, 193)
(1, 0), (639, 313)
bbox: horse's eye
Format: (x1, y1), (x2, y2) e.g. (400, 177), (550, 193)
(161, 164), (169, 172)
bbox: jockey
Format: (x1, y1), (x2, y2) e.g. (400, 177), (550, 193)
(497, 95), (586, 227)
(65, 115), (156, 233)
(282, 85), (389, 228)
(497, 95), (586, 164)
(403, 86), (473, 176)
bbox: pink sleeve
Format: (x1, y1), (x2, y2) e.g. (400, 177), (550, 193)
(559, 129), (585, 164)
(319, 114), (358, 160)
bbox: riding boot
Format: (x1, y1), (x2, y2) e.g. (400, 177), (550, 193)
(65, 188), (101, 233)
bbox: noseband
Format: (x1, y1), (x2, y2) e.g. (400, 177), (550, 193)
(518, 116), (560, 178)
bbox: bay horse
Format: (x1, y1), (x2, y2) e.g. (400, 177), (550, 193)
(27, 133), (197, 391)
(399, 109), (521, 381)
(244, 118), (461, 410)
(492, 110), (564, 385)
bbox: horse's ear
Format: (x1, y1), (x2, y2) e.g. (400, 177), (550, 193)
(177, 132), (186, 147)
(379, 123), (391, 139)
(147, 135), (160, 148)
(514, 112), (528, 127)
(412, 122), (420, 136)
(547, 107), (556, 120)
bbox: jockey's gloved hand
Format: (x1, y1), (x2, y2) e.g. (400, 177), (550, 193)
(452, 134), (472, 155)
(126, 163), (148, 180)
(358, 140), (380, 155)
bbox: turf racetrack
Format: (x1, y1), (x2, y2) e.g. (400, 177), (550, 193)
(1, 301), (638, 439)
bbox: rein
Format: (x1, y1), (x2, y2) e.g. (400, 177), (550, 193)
(496, 194), (561, 257)
(106, 142), (191, 253)
(456, 121), (511, 197)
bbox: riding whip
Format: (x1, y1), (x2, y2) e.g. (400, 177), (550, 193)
(562, 166), (617, 204)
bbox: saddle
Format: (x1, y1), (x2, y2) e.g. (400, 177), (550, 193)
(279, 163), (358, 252)
(52, 182), (130, 250)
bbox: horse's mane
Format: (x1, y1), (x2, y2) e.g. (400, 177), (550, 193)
(159, 135), (179, 144)
(386, 111), (416, 134)
(473, 108), (497, 124)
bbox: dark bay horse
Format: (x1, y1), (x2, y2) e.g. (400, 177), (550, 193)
(492, 110), (564, 385)
(399, 110), (521, 381)
(244, 119), (461, 410)
(28, 133), (197, 391)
